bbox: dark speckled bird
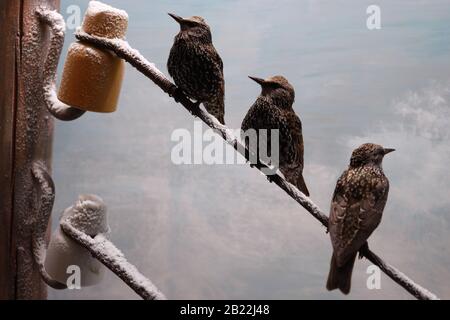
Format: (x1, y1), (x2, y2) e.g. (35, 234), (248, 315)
(167, 13), (225, 124)
(241, 76), (309, 196)
(327, 143), (395, 294)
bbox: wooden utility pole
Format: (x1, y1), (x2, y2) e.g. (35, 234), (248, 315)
(0, 0), (59, 300)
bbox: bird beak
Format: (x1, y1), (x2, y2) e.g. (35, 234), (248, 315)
(248, 76), (266, 86)
(168, 13), (184, 24)
(383, 148), (396, 155)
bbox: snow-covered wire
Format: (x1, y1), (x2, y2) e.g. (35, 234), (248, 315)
(31, 163), (166, 300)
(36, 8), (86, 121)
(60, 219), (166, 300)
(74, 30), (439, 300)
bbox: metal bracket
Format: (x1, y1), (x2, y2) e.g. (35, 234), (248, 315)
(30, 161), (166, 299)
(36, 8), (86, 121)
(31, 162), (67, 289)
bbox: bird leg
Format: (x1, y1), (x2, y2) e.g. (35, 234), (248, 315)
(189, 100), (202, 118)
(359, 242), (370, 259)
(266, 174), (276, 183)
(169, 86), (184, 103)
(169, 86), (202, 118)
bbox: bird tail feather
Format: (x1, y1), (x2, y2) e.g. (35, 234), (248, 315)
(326, 253), (357, 295)
(282, 169), (310, 197)
(296, 174), (310, 197)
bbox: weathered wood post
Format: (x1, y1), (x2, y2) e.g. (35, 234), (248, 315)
(0, 0), (59, 300)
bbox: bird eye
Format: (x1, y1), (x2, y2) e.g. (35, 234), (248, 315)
(269, 82), (282, 89)
(185, 21), (198, 28)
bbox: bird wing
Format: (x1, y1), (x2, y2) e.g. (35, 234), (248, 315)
(209, 44), (224, 73)
(281, 111), (304, 170)
(329, 172), (389, 267)
(168, 39), (224, 102)
(241, 99), (272, 132)
(198, 43), (224, 80)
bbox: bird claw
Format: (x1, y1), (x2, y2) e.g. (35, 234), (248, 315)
(193, 101), (201, 109)
(266, 175), (275, 183)
(359, 242), (369, 259)
(189, 101), (202, 117)
(170, 87), (184, 103)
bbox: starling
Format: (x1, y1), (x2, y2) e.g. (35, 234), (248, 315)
(241, 76), (309, 196)
(326, 143), (395, 294)
(167, 13), (225, 124)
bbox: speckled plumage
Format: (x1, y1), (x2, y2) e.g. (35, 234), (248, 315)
(241, 76), (309, 196)
(167, 14), (225, 124)
(327, 143), (394, 294)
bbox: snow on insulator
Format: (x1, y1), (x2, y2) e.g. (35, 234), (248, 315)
(82, 1), (128, 39)
(63, 194), (109, 236)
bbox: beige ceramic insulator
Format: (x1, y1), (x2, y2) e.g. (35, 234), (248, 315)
(58, 42), (124, 113)
(44, 226), (106, 287)
(57, 1), (128, 113)
(44, 195), (109, 287)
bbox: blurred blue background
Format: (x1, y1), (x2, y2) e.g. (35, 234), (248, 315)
(49, 0), (450, 299)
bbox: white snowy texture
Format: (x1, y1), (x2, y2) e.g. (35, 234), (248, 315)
(82, 1), (128, 39)
(63, 194), (109, 236)
(31, 162), (67, 289)
(86, 1), (128, 20)
(37, 8), (86, 121)
(60, 215), (166, 300)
